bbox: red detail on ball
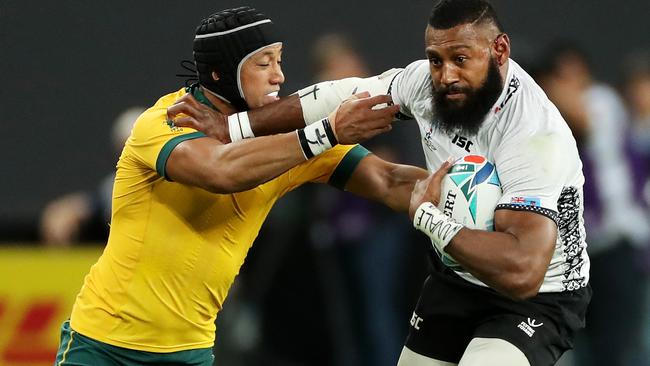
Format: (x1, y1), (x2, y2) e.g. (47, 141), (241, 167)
(464, 155), (485, 163)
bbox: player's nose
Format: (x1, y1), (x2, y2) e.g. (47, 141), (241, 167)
(440, 63), (460, 86)
(271, 63), (285, 85)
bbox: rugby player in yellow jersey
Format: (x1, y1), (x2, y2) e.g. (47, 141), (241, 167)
(53, 6), (429, 366)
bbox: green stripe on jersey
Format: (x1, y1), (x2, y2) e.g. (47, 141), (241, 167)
(328, 145), (371, 190)
(156, 132), (207, 180)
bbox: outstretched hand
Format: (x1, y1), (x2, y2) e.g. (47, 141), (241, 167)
(408, 159), (454, 220)
(167, 93), (230, 143)
(328, 92), (400, 145)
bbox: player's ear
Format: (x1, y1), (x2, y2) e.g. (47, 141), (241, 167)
(492, 33), (510, 66)
(211, 71), (220, 82)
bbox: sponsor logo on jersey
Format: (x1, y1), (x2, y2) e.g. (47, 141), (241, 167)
(517, 317), (543, 337)
(451, 134), (474, 152)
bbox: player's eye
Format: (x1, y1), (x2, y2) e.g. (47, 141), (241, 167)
(429, 57), (442, 67)
(455, 56), (467, 64)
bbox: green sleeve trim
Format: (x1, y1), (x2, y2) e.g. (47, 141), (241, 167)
(155, 132), (207, 180)
(328, 145), (371, 190)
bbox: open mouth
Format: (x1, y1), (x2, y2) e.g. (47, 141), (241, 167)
(266, 91), (279, 98)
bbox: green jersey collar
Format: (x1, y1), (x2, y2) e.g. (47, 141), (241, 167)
(186, 83), (219, 111)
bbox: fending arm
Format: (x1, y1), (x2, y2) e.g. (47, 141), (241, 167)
(345, 154), (429, 212)
(164, 94), (398, 193)
(247, 70), (403, 136)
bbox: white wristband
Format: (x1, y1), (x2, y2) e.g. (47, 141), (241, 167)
(227, 112), (255, 142)
(296, 117), (338, 159)
(413, 202), (463, 253)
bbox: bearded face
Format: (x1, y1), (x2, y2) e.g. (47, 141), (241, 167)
(431, 56), (503, 137)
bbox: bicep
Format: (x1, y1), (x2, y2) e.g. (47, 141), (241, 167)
(494, 209), (557, 265)
(165, 137), (222, 190)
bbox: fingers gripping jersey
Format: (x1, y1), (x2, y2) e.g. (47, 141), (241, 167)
(391, 59), (589, 292)
(70, 87), (367, 352)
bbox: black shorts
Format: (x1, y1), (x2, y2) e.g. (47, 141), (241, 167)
(404, 258), (591, 366)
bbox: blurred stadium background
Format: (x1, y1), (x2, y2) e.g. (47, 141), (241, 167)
(1, 0), (649, 365)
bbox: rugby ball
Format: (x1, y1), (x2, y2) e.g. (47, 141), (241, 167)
(436, 155), (502, 268)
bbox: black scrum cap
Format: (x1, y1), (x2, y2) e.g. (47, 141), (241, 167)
(193, 6), (281, 110)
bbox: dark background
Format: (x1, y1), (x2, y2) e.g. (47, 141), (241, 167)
(1, 0), (649, 236)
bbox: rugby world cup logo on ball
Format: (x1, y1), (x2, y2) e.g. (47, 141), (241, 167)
(437, 155), (502, 269)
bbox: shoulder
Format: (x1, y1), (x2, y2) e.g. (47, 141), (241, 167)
(123, 88), (205, 174)
(130, 88), (191, 141)
(392, 60), (431, 115)
(497, 61), (571, 141)
(396, 60), (430, 89)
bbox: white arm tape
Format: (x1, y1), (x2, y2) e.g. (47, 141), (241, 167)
(228, 112), (255, 142)
(297, 117), (337, 159)
(297, 68), (403, 125)
(413, 202), (463, 253)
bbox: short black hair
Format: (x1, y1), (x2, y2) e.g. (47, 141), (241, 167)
(429, 0), (503, 32)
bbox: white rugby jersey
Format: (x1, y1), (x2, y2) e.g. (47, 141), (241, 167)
(389, 59), (589, 293)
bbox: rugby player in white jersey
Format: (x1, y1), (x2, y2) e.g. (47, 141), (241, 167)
(168, 1), (591, 365)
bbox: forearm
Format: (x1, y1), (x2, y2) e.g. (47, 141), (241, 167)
(247, 75), (396, 136)
(444, 229), (543, 299)
(412, 204), (553, 300)
(214, 133), (306, 192)
(247, 94), (305, 136)
(378, 165), (429, 212)
(168, 119), (337, 194)
(345, 156), (428, 212)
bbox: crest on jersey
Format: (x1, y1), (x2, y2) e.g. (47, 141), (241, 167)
(494, 75), (520, 114)
(423, 127), (437, 151)
(165, 119), (183, 132)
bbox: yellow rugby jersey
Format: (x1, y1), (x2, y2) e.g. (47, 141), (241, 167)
(69, 86), (369, 352)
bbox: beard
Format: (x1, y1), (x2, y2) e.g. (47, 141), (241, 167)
(431, 57), (504, 137)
